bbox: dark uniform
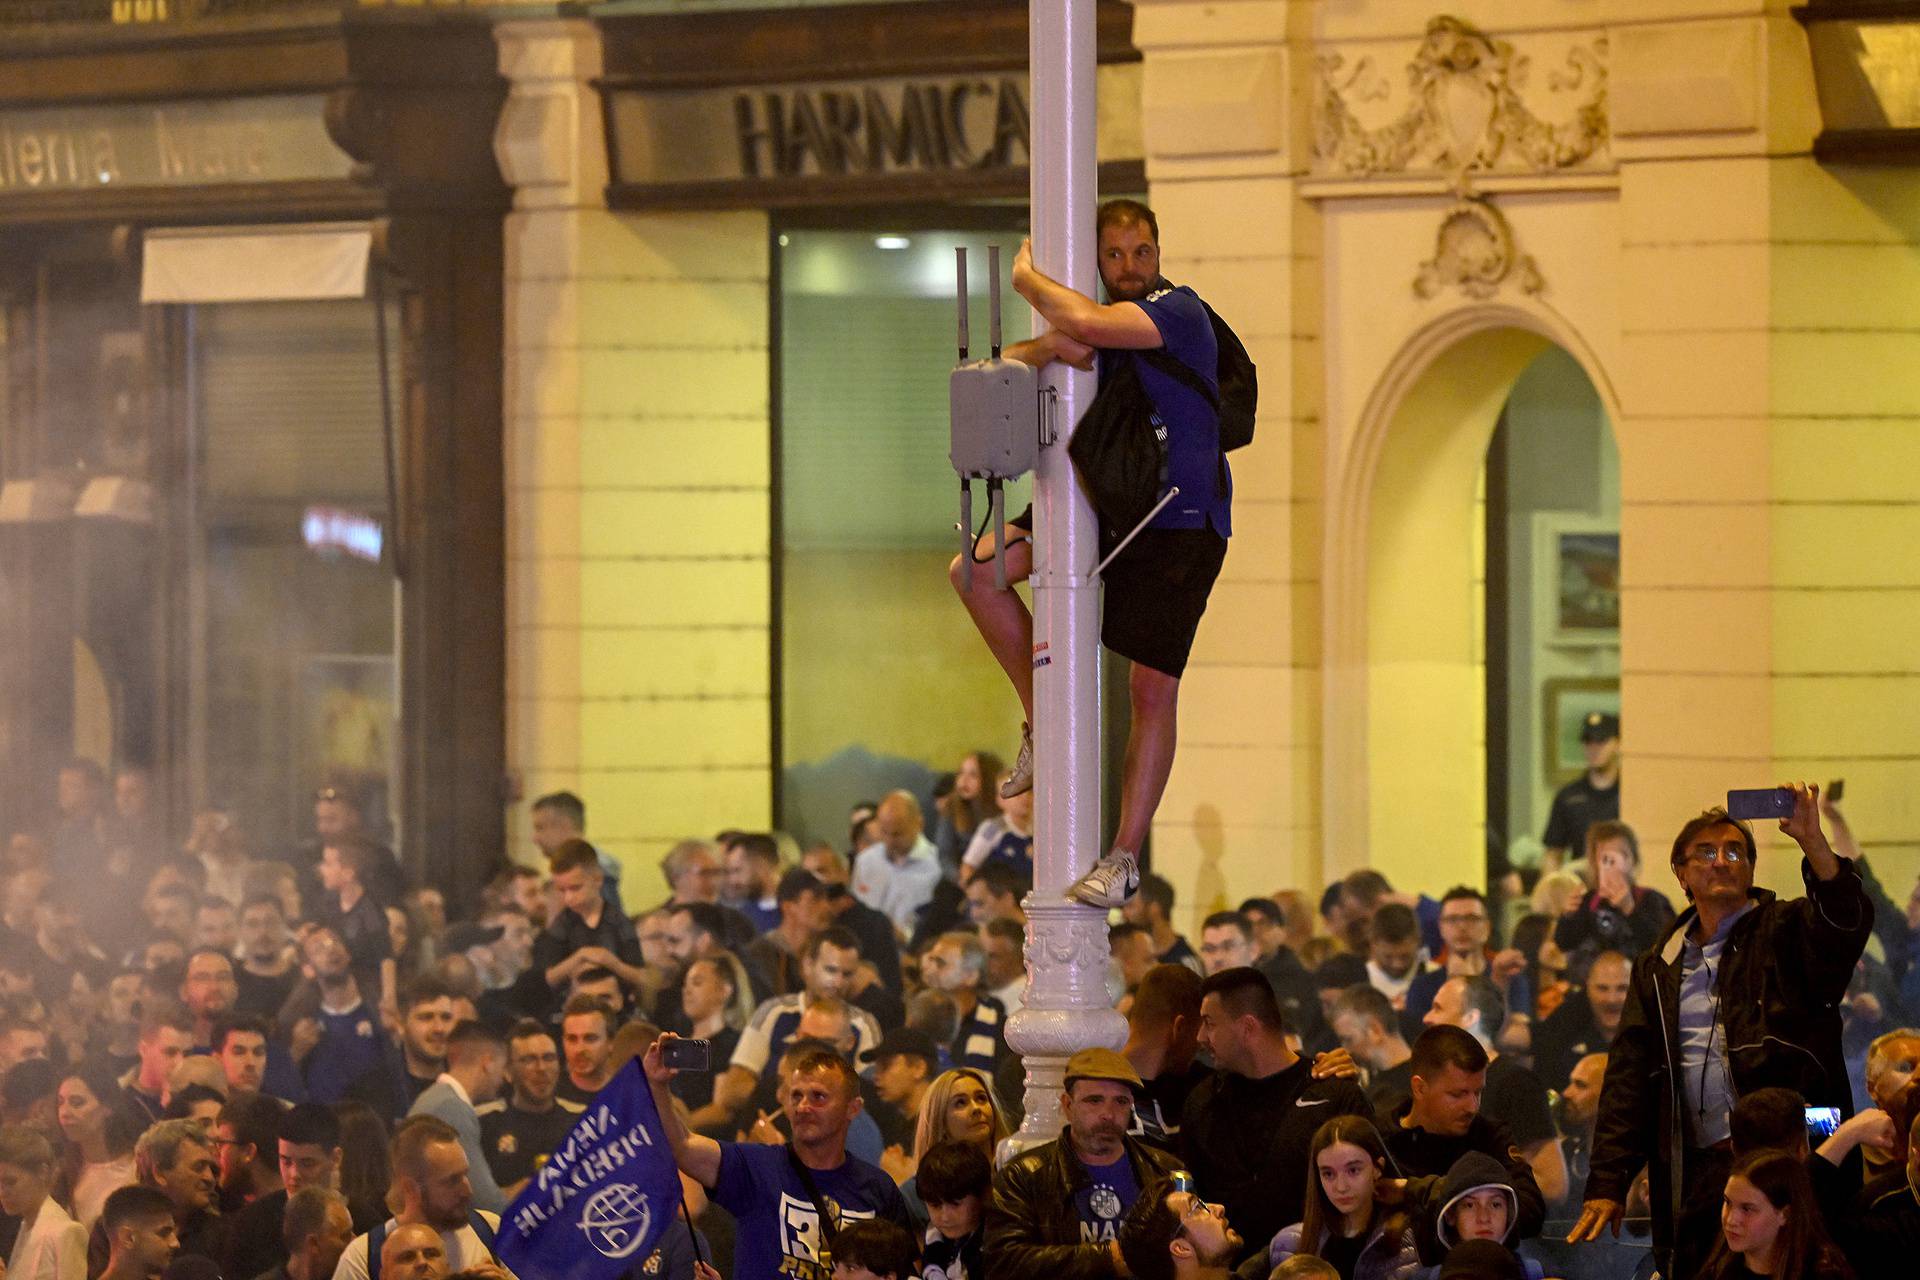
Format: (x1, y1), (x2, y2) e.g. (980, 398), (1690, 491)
(1542, 711), (1619, 854)
(476, 1095), (586, 1188)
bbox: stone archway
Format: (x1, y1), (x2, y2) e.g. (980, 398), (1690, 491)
(1323, 301), (1623, 891)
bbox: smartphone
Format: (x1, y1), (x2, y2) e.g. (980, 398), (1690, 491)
(1827, 778), (1845, 805)
(1727, 788), (1795, 821)
(1804, 1104), (1842, 1145)
(661, 1037), (712, 1072)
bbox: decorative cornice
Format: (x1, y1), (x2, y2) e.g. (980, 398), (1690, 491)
(1313, 15), (1608, 182)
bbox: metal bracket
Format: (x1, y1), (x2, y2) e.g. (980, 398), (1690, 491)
(1039, 385), (1059, 447)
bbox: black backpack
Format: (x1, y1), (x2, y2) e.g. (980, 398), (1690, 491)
(1138, 300), (1258, 452)
(1066, 297), (1257, 537)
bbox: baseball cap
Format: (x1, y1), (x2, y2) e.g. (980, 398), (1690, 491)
(859, 1027), (941, 1068)
(1064, 1047), (1142, 1089)
(1579, 712), (1620, 743)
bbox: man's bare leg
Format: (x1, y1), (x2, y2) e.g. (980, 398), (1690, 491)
(947, 531), (1036, 719)
(1112, 662), (1180, 854)
(1067, 661), (1178, 908)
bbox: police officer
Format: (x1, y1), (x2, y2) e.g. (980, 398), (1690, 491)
(1543, 712), (1621, 867)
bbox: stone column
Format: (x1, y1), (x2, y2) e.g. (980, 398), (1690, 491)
(1129, 0), (1324, 931)
(495, 19), (773, 898)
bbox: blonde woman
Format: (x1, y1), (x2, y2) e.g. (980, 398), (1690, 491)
(885, 1066), (1012, 1215)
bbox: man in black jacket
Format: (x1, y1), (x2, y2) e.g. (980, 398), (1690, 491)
(986, 1047), (1186, 1280)
(1567, 785), (1872, 1278)
(1382, 1025), (1546, 1247)
(1180, 968), (1374, 1265)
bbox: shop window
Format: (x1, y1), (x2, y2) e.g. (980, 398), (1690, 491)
(186, 298), (400, 856)
(774, 226), (1033, 846)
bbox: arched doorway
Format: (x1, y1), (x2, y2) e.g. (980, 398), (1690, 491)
(1325, 307), (1621, 895)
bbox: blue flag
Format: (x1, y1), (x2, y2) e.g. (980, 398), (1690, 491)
(495, 1060), (686, 1280)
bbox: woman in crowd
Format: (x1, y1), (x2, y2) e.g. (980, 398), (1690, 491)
(669, 956), (747, 1113)
(0, 1126), (87, 1280)
(930, 751), (1003, 879)
(52, 1064), (140, 1230)
(886, 1066), (1011, 1210)
(1552, 821), (1675, 974)
(1268, 1116), (1418, 1280)
(959, 770), (1035, 885)
(1706, 1149), (1853, 1280)
(332, 1100), (392, 1223)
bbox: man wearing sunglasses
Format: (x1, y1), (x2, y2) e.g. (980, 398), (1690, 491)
(1114, 1185), (1243, 1280)
(1569, 783), (1872, 1279)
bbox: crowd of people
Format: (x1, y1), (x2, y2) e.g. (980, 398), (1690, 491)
(0, 757), (1918, 1280)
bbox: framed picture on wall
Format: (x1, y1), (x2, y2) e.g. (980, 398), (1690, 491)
(1543, 677), (1620, 787)
(1532, 515), (1621, 646)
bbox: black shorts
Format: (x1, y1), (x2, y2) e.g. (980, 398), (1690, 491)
(1005, 505), (1226, 677)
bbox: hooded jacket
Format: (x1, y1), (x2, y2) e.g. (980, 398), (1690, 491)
(1584, 857), (1872, 1260)
(1408, 1152), (1544, 1280)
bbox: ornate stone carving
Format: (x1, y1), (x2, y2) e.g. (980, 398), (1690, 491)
(1002, 898), (1128, 1157)
(1414, 195), (1542, 300)
(1314, 16), (1608, 180)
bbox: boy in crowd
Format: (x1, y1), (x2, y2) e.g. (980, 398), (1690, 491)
(918, 1141), (990, 1280)
(828, 1219), (920, 1280)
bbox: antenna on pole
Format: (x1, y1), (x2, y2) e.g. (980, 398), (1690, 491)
(988, 244), (1003, 359)
(955, 247), (970, 363)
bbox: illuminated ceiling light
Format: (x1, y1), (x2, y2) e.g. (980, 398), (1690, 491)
(874, 235), (912, 250)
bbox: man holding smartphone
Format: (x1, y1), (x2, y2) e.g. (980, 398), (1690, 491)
(641, 1032), (911, 1280)
(1569, 784), (1872, 1277)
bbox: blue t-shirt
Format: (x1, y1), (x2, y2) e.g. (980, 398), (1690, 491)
(979, 830), (1034, 880)
(1115, 282), (1229, 536)
(709, 1142), (912, 1280)
(1071, 1150), (1141, 1245)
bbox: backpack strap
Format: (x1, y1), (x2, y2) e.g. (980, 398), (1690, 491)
(367, 1220), (388, 1280)
(467, 1210), (498, 1260)
(785, 1146), (841, 1263)
(1135, 346), (1221, 411)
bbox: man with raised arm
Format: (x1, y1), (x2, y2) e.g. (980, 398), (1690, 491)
(1567, 785), (1872, 1279)
(642, 1031), (911, 1280)
(948, 199), (1230, 910)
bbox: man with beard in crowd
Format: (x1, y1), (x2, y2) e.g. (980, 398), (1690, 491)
(1532, 950), (1632, 1095)
(331, 1117), (504, 1280)
(1180, 968), (1374, 1265)
(1116, 1181), (1244, 1280)
(476, 1020), (582, 1198)
(209, 1091), (282, 1214)
(234, 895), (301, 1021)
(988, 1048), (1185, 1279)
(1121, 965), (1205, 1151)
(290, 926), (403, 1117)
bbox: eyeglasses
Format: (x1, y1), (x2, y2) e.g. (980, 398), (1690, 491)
(1180, 1198), (1224, 1224)
(1679, 844), (1747, 867)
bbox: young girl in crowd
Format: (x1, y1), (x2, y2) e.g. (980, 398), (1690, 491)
(931, 751), (1003, 879)
(1268, 1116), (1419, 1280)
(1706, 1149), (1854, 1280)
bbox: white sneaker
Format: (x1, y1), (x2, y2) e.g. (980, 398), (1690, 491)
(1000, 723), (1034, 798)
(1067, 849), (1140, 909)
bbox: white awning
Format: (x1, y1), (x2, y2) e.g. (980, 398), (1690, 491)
(141, 222), (373, 304)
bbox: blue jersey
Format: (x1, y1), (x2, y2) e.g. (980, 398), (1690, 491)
(709, 1142), (911, 1280)
(1113, 282), (1229, 536)
(1071, 1150), (1142, 1244)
